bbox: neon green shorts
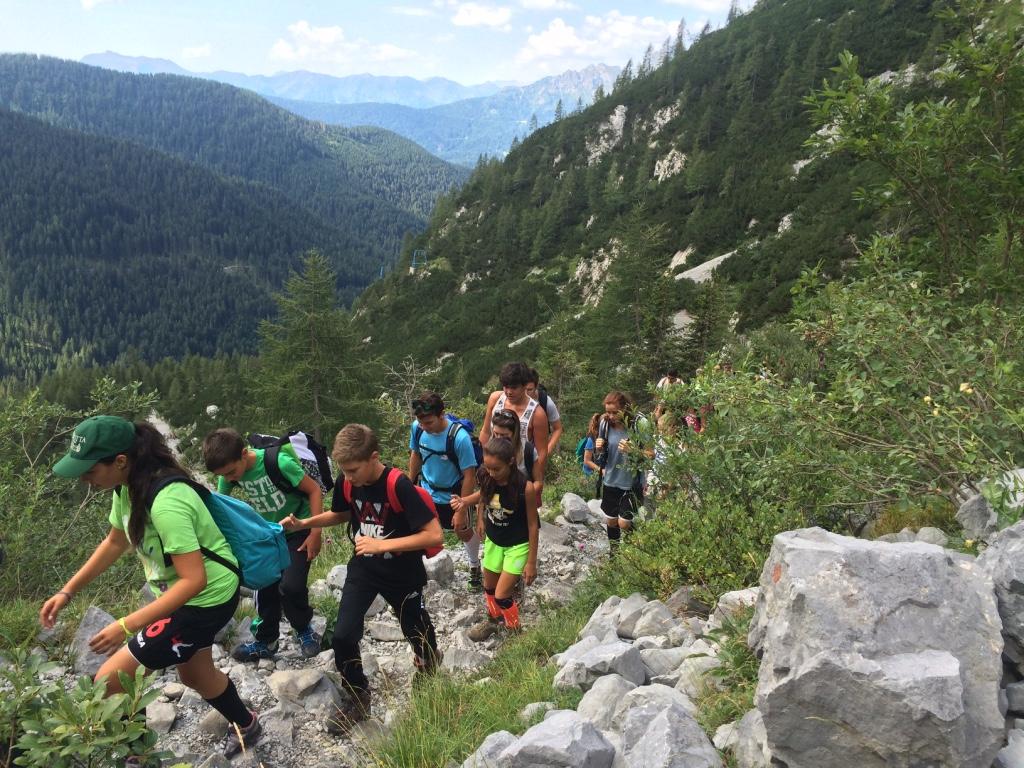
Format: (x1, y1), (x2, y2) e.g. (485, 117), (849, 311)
(482, 538), (530, 576)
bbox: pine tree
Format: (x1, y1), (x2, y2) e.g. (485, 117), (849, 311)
(252, 251), (370, 441)
(554, 98), (564, 122)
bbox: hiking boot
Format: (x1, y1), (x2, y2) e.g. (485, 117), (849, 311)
(325, 688), (372, 735)
(231, 639), (278, 662)
(296, 626), (321, 659)
(222, 711), (262, 758)
(467, 617), (501, 642)
(468, 565), (482, 591)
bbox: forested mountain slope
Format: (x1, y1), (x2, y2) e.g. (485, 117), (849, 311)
(351, 0), (947, 390)
(0, 108), (375, 379)
(0, 55), (470, 379)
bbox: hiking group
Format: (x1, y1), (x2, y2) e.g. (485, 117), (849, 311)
(38, 360), (686, 761)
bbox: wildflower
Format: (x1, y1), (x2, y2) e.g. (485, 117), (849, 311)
(923, 395), (933, 404)
(965, 539), (975, 548)
(959, 382), (974, 395)
(932, 407), (940, 416)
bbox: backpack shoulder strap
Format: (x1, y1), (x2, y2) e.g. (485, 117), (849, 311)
(412, 424), (425, 454)
(524, 440), (536, 479)
(263, 445), (297, 495)
(445, 421), (464, 471)
(147, 475), (238, 578)
(385, 467), (403, 513)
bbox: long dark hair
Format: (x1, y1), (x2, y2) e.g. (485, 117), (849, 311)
(490, 408), (525, 467)
(477, 437), (526, 510)
(102, 422), (191, 547)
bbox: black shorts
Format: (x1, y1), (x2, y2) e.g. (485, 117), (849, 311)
(127, 590), (239, 670)
(601, 486), (638, 521)
(435, 502), (455, 530)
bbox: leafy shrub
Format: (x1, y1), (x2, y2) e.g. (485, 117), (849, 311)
(1, 652), (163, 768)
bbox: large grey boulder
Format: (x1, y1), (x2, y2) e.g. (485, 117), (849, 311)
(619, 697), (720, 768)
(978, 519), (1024, 660)
(562, 493), (591, 523)
(553, 640), (646, 691)
(497, 710), (615, 767)
(577, 673), (638, 730)
(71, 605), (117, 677)
(750, 527), (1004, 768)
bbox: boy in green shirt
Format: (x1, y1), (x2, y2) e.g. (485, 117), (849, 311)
(203, 428), (324, 660)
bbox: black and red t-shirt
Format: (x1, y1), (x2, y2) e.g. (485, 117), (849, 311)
(331, 465), (434, 588)
(478, 468), (530, 548)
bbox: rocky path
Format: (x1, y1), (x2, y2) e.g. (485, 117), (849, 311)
(61, 495), (610, 767)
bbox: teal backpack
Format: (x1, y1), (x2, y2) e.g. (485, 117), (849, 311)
(148, 475), (290, 590)
(575, 436), (589, 470)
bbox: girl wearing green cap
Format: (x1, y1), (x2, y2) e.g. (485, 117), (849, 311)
(40, 416), (262, 759)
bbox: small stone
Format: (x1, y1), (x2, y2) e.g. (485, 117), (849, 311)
(162, 682), (186, 700)
(147, 701), (177, 734)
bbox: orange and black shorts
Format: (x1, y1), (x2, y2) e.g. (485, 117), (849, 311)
(126, 590), (238, 670)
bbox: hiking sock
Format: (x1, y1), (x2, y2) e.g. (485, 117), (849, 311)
(464, 532), (481, 567)
(484, 588), (501, 619)
(496, 597), (520, 630)
(204, 678), (253, 727)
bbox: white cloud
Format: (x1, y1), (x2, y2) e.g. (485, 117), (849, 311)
(81, 0), (115, 9)
(269, 20), (417, 72)
(390, 5), (435, 16)
(660, 0), (747, 13)
(519, 0), (578, 9)
(451, 3), (513, 27)
(181, 44), (212, 60)
(515, 11), (676, 70)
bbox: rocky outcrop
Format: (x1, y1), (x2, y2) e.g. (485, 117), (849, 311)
(750, 527), (1004, 768)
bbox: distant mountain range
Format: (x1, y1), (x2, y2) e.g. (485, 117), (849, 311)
(80, 52), (512, 108)
(80, 52), (619, 165)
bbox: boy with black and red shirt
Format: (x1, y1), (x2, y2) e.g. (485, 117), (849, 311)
(281, 424), (443, 735)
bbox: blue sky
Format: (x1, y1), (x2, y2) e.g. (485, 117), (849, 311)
(0, 0), (743, 84)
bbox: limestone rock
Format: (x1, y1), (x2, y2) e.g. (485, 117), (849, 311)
(424, 550), (456, 585)
(577, 673), (638, 731)
(619, 697), (720, 768)
(146, 701), (176, 734)
(553, 640), (646, 691)
(750, 527), (1004, 768)
(267, 668), (344, 713)
(326, 564), (348, 591)
(732, 709), (772, 768)
(562, 493), (591, 523)
(979, 519), (1024, 660)
(71, 605), (116, 677)
(462, 730), (517, 768)
(442, 647), (492, 675)
(957, 493), (999, 540)
(497, 710), (615, 767)
(367, 620), (406, 643)
(995, 729), (1024, 768)
(627, 601), (681, 641)
(520, 701), (555, 724)
(915, 527), (949, 547)
(199, 708), (229, 737)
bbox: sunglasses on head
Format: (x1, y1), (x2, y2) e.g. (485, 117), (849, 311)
(411, 399), (441, 415)
(492, 408), (518, 423)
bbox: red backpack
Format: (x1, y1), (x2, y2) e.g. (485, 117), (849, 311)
(342, 467), (444, 558)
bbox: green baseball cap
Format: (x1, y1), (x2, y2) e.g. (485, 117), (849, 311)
(53, 415), (135, 478)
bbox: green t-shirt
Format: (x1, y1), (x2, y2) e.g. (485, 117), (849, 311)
(216, 448), (308, 523)
(109, 482), (239, 608)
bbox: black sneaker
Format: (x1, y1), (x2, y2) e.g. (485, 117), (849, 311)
(468, 566), (483, 591)
(223, 711), (262, 758)
(325, 688), (372, 736)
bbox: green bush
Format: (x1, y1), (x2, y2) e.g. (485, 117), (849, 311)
(1, 653), (163, 768)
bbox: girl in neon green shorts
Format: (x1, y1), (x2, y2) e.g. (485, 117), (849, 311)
(451, 437), (538, 635)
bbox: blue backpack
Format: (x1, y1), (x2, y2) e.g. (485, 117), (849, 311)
(148, 475), (290, 590)
(412, 415), (483, 492)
